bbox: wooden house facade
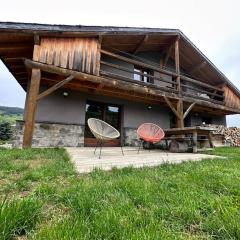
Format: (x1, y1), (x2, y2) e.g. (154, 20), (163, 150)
(0, 22), (239, 147)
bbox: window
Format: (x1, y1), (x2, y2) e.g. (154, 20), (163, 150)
(133, 66), (152, 83)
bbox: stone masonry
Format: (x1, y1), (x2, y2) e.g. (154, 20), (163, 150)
(13, 121), (84, 148)
(123, 127), (139, 146)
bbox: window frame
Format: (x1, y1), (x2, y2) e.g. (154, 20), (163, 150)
(133, 66), (153, 83)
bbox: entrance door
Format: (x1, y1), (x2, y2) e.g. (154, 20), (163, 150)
(84, 100), (122, 146)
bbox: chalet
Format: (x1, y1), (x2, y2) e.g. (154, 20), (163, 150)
(0, 22), (239, 148)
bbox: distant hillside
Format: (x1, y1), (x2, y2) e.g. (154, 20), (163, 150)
(0, 106), (23, 124)
(0, 106), (24, 115)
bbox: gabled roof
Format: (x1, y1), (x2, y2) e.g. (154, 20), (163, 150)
(0, 21), (239, 97)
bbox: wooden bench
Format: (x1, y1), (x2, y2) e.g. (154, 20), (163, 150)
(164, 126), (215, 153)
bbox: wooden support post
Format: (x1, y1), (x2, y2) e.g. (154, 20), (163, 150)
(159, 58), (164, 79)
(208, 132), (214, 148)
(175, 37), (180, 92)
(192, 130), (198, 153)
(174, 36), (184, 128)
(22, 68), (41, 148)
(176, 99), (184, 128)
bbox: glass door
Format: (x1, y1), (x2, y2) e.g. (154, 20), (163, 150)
(84, 100), (121, 146)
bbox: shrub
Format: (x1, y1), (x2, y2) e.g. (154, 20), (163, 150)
(0, 121), (12, 141)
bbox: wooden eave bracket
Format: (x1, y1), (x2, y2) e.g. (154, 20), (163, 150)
(164, 96), (181, 118)
(132, 35), (148, 54)
(37, 74), (75, 100)
(183, 102), (196, 119)
(164, 96), (196, 120)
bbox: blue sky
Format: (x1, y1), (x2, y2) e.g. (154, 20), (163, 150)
(0, 0), (239, 126)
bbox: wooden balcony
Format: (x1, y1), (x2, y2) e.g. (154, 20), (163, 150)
(99, 49), (225, 106)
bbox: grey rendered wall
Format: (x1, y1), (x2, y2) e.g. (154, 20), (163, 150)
(35, 90), (86, 125)
(32, 89), (170, 147)
(35, 89), (170, 129)
(123, 102), (170, 129)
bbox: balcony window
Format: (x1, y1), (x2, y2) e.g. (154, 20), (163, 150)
(134, 66), (152, 83)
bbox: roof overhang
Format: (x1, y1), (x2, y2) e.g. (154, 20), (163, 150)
(0, 21), (239, 99)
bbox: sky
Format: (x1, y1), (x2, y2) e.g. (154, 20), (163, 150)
(0, 0), (239, 126)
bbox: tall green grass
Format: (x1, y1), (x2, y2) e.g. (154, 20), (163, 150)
(0, 147), (239, 239)
(0, 197), (42, 240)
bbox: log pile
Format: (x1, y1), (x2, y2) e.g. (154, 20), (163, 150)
(205, 124), (240, 147)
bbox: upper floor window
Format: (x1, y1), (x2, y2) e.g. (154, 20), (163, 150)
(133, 66), (152, 83)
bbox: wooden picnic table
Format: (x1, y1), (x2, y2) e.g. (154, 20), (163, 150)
(164, 126), (216, 153)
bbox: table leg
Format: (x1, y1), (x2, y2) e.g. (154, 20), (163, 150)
(192, 130), (198, 153)
(208, 132), (214, 148)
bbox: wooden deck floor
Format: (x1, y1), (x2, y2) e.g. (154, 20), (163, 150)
(66, 147), (219, 173)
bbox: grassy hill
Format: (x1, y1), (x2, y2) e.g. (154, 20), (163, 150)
(0, 106), (24, 115)
(0, 106), (23, 124)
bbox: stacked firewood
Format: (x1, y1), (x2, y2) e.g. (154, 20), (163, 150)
(205, 124), (240, 147)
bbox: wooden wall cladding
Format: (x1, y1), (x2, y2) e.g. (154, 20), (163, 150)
(33, 37), (100, 75)
(224, 85), (240, 109)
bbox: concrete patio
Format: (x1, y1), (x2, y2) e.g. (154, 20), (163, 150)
(66, 147), (219, 173)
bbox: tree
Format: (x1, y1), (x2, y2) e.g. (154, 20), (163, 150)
(0, 121), (13, 141)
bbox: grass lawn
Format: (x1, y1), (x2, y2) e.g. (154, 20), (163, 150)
(0, 147), (239, 239)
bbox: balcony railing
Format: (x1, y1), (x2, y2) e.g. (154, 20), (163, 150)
(99, 49), (225, 105)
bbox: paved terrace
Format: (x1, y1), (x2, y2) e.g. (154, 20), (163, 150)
(66, 147), (219, 173)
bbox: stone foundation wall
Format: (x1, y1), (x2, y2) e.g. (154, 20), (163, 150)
(13, 121), (84, 148)
(13, 123), (153, 148)
(123, 127), (139, 146)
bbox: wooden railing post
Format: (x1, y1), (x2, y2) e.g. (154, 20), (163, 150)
(22, 68), (41, 148)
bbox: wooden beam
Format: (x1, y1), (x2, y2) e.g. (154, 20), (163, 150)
(132, 35), (148, 54)
(0, 46), (32, 53)
(175, 37), (180, 92)
(34, 34), (40, 45)
(24, 59), (240, 114)
(96, 38), (101, 76)
(189, 61), (207, 74)
(101, 49), (223, 93)
(101, 49), (178, 77)
(25, 59), (179, 99)
(183, 102), (196, 119)
(98, 34), (103, 44)
(0, 43), (32, 49)
(37, 75), (74, 100)
(22, 68), (41, 148)
(100, 60), (177, 86)
(164, 96), (180, 118)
